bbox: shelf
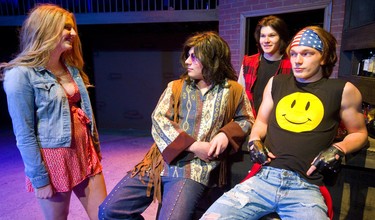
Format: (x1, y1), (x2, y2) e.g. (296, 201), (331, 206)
(341, 23), (375, 51)
(339, 1), (375, 106)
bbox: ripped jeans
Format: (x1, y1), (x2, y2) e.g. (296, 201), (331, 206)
(201, 166), (329, 220)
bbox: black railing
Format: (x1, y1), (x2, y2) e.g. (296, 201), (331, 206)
(0, 0), (218, 16)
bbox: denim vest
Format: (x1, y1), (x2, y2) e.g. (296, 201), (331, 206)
(4, 65), (97, 188)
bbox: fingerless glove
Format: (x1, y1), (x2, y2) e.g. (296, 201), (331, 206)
(311, 145), (345, 173)
(249, 140), (270, 165)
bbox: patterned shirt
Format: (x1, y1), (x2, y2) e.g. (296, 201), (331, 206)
(151, 79), (253, 186)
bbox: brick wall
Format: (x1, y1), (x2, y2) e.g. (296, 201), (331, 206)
(218, 0), (346, 78)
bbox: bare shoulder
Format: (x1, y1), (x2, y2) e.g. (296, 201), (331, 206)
(343, 82), (362, 101)
(342, 81), (362, 108)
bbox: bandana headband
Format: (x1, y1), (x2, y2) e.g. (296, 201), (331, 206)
(290, 29), (323, 52)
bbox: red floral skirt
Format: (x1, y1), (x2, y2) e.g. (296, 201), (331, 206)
(26, 105), (102, 192)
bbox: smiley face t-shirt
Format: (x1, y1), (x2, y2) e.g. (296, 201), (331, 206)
(264, 74), (346, 185)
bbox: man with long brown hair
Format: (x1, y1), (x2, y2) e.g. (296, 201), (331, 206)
(99, 31), (254, 219)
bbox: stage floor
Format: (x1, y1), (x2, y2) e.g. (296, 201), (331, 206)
(0, 128), (158, 220)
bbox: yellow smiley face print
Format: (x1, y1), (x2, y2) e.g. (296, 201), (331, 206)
(275, 92), (324, 133)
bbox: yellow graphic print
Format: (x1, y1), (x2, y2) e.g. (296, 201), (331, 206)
(275, 92), (324, 133)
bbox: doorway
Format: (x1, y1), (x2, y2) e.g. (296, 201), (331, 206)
(239, 1), (332, 60)
(245, 9), (325, 56)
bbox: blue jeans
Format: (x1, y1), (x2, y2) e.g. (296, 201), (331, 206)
(201, 166), (329, 220)
(99, 172), (206, 220)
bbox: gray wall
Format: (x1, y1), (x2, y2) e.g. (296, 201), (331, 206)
(93, 51), (182, 130)
(0, 22), (219, 130)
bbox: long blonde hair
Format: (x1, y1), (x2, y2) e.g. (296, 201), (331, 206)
(0, 3), (90, 85)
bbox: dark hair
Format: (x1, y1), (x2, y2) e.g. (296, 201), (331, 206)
(286, 26), (337, 78)
(254, 15), (289, 55)
(180, 31), (237, 85)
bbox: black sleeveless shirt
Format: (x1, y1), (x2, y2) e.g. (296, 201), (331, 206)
(265, 74), (347, 185)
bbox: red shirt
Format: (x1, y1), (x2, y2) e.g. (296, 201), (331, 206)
(242, 53), (292, 117)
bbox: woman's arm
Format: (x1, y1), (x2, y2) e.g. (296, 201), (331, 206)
(4, 67), (50, 188)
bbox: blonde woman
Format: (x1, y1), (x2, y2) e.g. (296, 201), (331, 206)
(2, 4), (106, 220)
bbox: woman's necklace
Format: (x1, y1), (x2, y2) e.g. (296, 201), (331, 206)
(55, 69), (73, 84)
(49, 66), (76, 96)
(46, 64), (72, 85)
(54, 69), (68, 77)
(46, 61), (67, 76)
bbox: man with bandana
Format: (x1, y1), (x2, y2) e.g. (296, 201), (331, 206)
(201, 26), (368, 219)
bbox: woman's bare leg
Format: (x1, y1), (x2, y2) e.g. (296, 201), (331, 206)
(73, 172), (107, 220)
(37, 191), (72, 220)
